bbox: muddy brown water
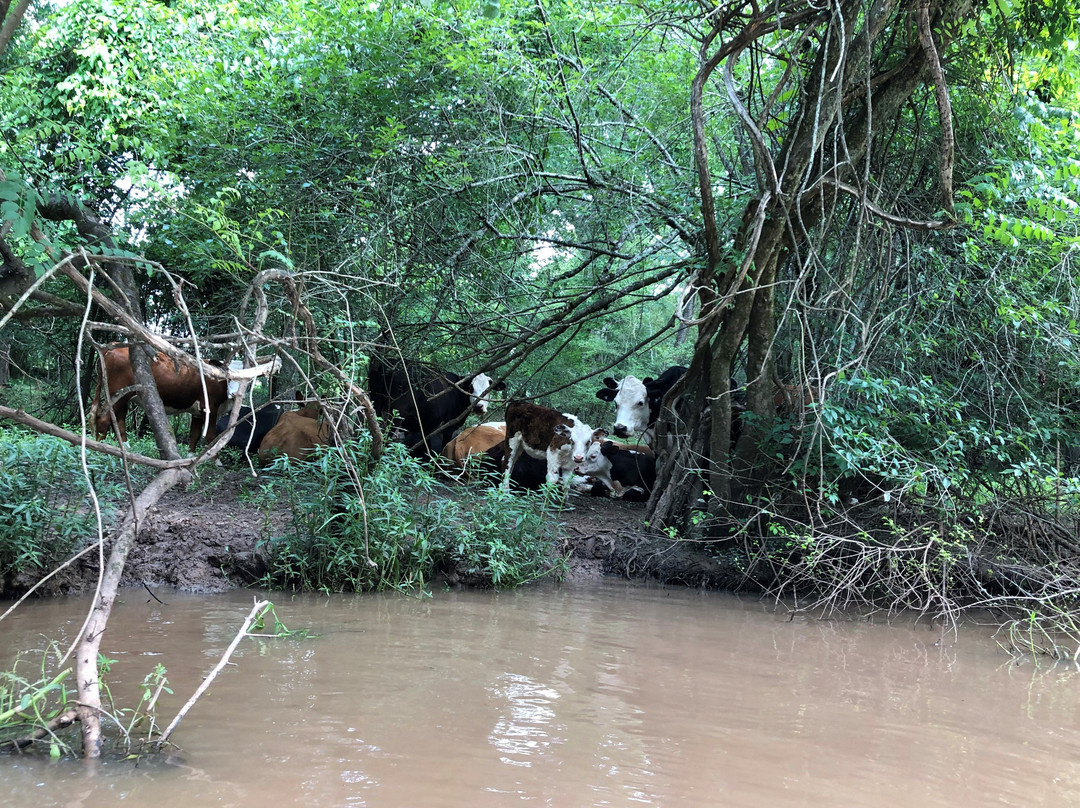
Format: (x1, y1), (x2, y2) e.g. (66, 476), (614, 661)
(2, 582), (1080, 807)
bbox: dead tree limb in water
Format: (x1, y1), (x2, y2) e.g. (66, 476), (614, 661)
(154, 598), (272, 750)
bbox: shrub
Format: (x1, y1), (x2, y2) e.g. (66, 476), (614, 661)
(255, 435), (567, 593)
(0, 426), (165, 588)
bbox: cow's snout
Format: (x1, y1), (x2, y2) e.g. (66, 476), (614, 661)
(574, 454), (585, 464)
(613, 424), (630, 438)
(473, 402), (487, 415)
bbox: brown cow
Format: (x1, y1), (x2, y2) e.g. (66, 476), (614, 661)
(91, 345), (228, 452)
(442, 423), (506, 466)
(257, 409), (331, 463)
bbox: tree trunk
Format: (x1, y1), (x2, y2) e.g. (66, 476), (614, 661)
(74, 467), (190, 757)
(648, 0), (973, 534)
(0, 334), (9, 387)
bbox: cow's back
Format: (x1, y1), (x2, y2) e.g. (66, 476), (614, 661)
(100, 345), (136, 397)
(258, 411), (331, 463)
(443, 424), (506, 465)
(505, 401), (571, 449)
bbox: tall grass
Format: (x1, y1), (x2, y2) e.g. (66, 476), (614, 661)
(255, 436), (568, 593)
(0, 427), (156, 587)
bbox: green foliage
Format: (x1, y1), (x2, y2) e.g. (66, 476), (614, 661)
(774, 370), (1080, 509)
(956, 98), (1080, 253)
(0, 430), (103, 581)
(255, 436), (566, 593)
(96, 657), (175, 754)
(0, 644), (74, 757)
(0, 427), (164, 586)
(2, 0), (1080, 643)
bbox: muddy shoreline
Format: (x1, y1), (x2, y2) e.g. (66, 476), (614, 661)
(26, 468), (738, 597)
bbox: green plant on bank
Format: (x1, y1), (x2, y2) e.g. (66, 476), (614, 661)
(449, 480), (570, 588)
(254, 435), (567, 593)
(0, 427), (163, 586)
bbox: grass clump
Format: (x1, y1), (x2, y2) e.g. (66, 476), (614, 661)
(255, 435), (567, 593)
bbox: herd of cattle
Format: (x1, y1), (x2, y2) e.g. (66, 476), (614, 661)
(87, 345), (708, 500)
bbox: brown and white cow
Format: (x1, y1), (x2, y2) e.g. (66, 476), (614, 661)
(257, 407), (331, 463)
(501, 401), (599, 489)
(90, 345), (228, 452)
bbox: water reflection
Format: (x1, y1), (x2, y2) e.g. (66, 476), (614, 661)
(489, 672), (562, 766)
(3, 584), (1080, 807)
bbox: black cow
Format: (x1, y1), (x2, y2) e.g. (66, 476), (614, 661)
(368, 357), (502, 457)
(576, 439), (657, 500)
(215, 403), (283, 454)
(483, 443), (556, 491)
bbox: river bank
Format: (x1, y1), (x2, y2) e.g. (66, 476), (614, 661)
(21, 466), (740, 596)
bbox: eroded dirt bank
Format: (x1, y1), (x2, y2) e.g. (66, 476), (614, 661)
(30, 469), (739, 596)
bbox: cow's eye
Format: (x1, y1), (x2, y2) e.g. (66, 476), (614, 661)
(636, 400), (646, 407)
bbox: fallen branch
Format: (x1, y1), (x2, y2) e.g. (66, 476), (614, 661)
(0, 405), (192, 469)
(75, 466), (192, 757)
(0, 708), (80, 752)
(153, 598), (271, 749)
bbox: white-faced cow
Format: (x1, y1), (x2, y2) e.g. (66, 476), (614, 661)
(576, 439), (657, 501)
(595, 365), (687, 446)
(501, 401), (599, 489)
(369, 357), (503, 457)
(90, 345), (228, 452)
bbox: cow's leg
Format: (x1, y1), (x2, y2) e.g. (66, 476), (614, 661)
(206, 406), (221, 444)
(428, 434), (446, 457)
(112, 397), (130, 444)
(502, 435), (523, 490)
(545, 453), (561, 485)
(190, 405), (221, 452)
(189, 412), (205, 453)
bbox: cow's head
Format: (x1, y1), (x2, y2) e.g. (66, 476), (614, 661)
(468, 373), (505, 415)
(91, 403), (113, 439)
(576, 437), (611, 477)
(568, 421), (603, 465)
(550, 419), (600, 478)
(597, 376), (650, 439)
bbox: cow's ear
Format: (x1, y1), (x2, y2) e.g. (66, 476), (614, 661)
(493, 381), (507, 391)
(601, 440), (618, 457)
(554, 423), (572, 436)
(603, 377), (618, 389)
(596, 388), (616, 402)
(593, 428), (608, 440)
(642, 376), (655, 385)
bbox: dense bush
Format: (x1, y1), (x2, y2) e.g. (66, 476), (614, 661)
(254, 436), (568, 593)
(0, 428), (156, 586)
